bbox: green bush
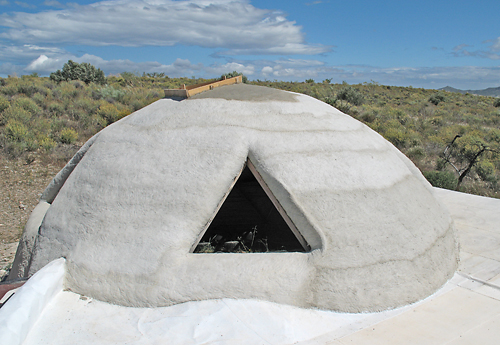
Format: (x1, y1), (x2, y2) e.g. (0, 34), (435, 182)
(39, 136), (57, 151)
(0, 95), (9, 113)
(32, 92), (46, 106)
(5, 119), (29, 142)
(59, 128), (78, 144)
(99, 86), (127, 102)
(429, 93), (446, 105)
(47, 102), (65, 116)
(383, 127), (407, 148)
(50, 60), (106, 85)
(476, 160), (497, 182)
(423, 171), (457, 190)
(336, 84), (364, 106)
(406, 146), (426, 159)
(97, 103), (120, 125)
(1, 106), (32, 125)
(12, 97), (40, 115)
(494, 98), (500, 107)
(221, 71), (248, 83)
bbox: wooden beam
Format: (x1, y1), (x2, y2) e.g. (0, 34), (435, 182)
(164, 75), (242, 99)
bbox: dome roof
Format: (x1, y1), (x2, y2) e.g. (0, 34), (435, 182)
(25, 84), (457, 312)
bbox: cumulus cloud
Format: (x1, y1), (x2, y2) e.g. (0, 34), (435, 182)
(0, 44), (66, 62)
(0, 0), (330, 55)
(205, 62), (255, 76)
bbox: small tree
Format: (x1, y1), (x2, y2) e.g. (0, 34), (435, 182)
(221, 71), (248, 83)
(50, 60), (106, 85)
(440, 132), (499, 190)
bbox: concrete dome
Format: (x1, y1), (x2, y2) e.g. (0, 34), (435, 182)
(15, 84), (457, 312)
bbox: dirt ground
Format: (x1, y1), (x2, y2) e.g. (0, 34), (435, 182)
(0, 154), (63, 281)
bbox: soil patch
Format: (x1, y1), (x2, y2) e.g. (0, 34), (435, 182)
(0, 154), (64, 280)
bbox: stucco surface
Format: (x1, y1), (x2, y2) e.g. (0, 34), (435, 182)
(24, 84), (457, 312)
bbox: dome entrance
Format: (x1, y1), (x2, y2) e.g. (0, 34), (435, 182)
(192, 160), (309, 253)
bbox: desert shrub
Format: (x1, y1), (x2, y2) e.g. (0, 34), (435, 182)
(476, 160), (497, 182)
(1, 83), (19, 96)
(221, 71), (248, 83)
(99, 86), (127, 103)
(494, 98), (500, 107)
(116, 107), (132, 120)
(65, 104), (87, 122)
(50, 60), (106, 85)
(1, 106), (31, 125)
(336, 84), (364, 106)
(406, 146), (426, 159)
(305, 79), (315, 83)
(32, 92), (47, 107)
(423, 171), (457, 190)
(55, 82), (81, 100)
(429, 93), (446, 105)
(39, 136), (57, 151)
(47, 102), (65, 116)
(12, 97), (40, 115)
(0, 95), (9, 113)
(97, 102), (120, 125)
(129, 99), (145, 112)
(73, 80), (85, 89)
(5, 119), (29, 142)
(59, 128), (78, 144)
(383, 127), (407, 148)
(17, 81), (44, 97)
(74, 98), (99, 113)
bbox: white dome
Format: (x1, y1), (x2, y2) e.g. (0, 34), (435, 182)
(20, 84), (457, 312)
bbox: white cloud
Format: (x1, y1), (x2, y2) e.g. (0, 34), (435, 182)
(23, 53), (230, 78)
(319, 65), (500, 89)
(0, 44), (66, 62)
(205, 62), (255, 76)
(0, 0), (329, 55)
(261, 66), (273, 76)
(452, 38), (500, 60)
(14, 1), (35, 8)
(0, 1), (10, 6)
(490, 37), (500, 51)
(222, 43), (330, 55)
(43, 0), (64, 7)
(7, 51), (500, 90)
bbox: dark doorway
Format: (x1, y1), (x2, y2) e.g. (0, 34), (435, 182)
(193, 162), (309, 253)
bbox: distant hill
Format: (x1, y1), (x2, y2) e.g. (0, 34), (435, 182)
(440, 86), (500, 97)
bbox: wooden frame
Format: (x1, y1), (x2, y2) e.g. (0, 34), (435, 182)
(164, 75), (242, 99)
(190, 159), (310, 253)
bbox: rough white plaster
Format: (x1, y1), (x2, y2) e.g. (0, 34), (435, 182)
(8, 201), (50, 279)
(22, 84), (456, 312)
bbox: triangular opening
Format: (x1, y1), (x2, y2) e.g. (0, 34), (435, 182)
(192, 160), (310, 253)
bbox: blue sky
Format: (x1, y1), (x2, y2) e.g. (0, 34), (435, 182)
(0, 0), (499, 89)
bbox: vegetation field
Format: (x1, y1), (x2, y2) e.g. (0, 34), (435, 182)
(1, 73), (499, 199)
(1, 68), (499, 277)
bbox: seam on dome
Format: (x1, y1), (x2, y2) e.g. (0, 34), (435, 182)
(319, 224), (457, 272)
